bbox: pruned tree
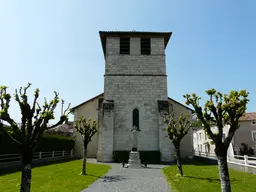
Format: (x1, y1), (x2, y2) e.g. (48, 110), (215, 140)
(74, 116), (97, 175)
(184, 89), (249, 192)
(163, 105), (193, 177)
(0, 83), (70, 192)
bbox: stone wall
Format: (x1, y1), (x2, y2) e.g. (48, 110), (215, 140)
(104, 76), (168, 151)
(103, 36), (168, 155)
(105, 37), (166, 75)
(106, 37), (165, 56)
(97, 101), (114, 162)
(158, 101), (175, 162)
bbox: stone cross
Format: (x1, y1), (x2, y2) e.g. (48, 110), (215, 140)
(132, 126), (138, 151)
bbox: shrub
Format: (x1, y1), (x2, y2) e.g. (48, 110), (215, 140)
(113, 150), (161, 164)
(113, 151), (130, 163)
(36, 134), (74, 152)
(139, 151), (161, 164)
(239, 143), (254, 156)
(0, 129), (19, 154)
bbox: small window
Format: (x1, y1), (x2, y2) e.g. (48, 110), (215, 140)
(141, 38), (151, 55)
(120, 38), (130, 54)
(252, 131), (256, 141)
(205, 144), (208, 153)
(132, 108), (139, 130)
(252, 121), (256, 125)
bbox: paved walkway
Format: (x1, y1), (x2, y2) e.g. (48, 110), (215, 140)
(81, 159), (172, 192)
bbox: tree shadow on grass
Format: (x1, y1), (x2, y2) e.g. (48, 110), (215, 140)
(85, 174), (101, 178)
(185, 175), (237, 183)
(101, 175), (127, 182)
(161, 158), (218, 166)
(0, 158), (74, 176)
(182, 159), (218, 166)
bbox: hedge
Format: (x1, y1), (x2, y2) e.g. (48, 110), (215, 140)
(0, 130), (74, 154)
(36, 134), (74, 152)
(113, 150), (161, 164)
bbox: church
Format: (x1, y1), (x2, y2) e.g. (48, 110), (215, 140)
(71, 31), (194, 163)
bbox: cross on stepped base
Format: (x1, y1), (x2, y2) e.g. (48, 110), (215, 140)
(126, 126), (142, 168)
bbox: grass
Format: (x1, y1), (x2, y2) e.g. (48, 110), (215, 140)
(162, 160), (256, 192)
(0, 160), (111, 192)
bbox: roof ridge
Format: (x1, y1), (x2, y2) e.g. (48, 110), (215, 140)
(99, 30), (172, 33)
(71, 93), (193, 112)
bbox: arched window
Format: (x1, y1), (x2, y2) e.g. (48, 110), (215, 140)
(133, 108), (139, 130)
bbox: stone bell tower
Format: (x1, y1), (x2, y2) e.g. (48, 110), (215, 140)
(97, 31), (172, 162)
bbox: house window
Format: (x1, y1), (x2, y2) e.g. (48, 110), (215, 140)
(200, 144), (202, 152)
(205, 144), (208, 153)
(132, 108), (139, 130)
(204, 131), (207, 140)
(120, 38), (130, 54)
(252, 131), (256, 142)
(141, 38), (151, 55)
(199, 132), (202, 140)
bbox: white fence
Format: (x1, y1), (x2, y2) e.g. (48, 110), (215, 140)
(0, 150), (73, 164)
(193, 151), (217, 160)
(228, 155), (256, 167)
(193, 151), (256, 168)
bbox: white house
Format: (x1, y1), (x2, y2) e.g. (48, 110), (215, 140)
(193, 112), (256, 156)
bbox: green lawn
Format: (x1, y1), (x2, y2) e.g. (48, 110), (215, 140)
(163, 160), (256, 192)
(0, 160), (111, 192)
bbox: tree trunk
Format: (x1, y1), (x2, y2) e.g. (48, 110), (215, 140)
(175, 142), (183, 177)
(20, 149), (33, 192)
(216, 148), (231, 192)
(82, 142), (87, 175)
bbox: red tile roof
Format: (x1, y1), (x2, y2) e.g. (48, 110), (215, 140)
(239, 112), (256, 121)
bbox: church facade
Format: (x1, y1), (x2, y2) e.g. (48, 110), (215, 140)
(72, 31), (194, 162)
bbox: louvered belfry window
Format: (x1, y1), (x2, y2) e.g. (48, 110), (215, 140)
(120, 37), (130, 54)
(141, 38), (151, 55)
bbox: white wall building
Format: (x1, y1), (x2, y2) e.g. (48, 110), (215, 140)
(193, 112), (256, 156)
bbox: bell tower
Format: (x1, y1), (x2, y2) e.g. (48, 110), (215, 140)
(97, 31), (172, 162)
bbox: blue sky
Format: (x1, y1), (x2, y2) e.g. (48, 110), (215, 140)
(0, 0), (255, 123)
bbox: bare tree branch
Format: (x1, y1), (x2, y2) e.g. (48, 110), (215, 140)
(46, 115), (68, 130)
(63, 103), (71, 114)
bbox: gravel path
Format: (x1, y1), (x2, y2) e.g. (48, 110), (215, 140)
(81, 159), (172, 192)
